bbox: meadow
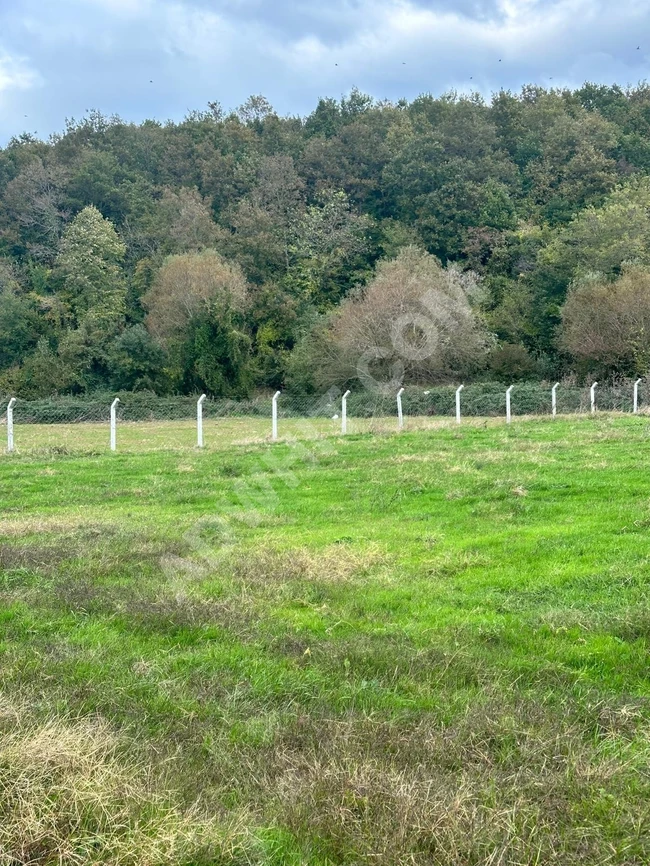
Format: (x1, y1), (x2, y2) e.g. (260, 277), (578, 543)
(1, 415), (650, 864)
(5, 414), (520, 453)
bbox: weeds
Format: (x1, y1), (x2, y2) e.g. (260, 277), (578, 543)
(0, 699), (253, 865)
(2, 417), (650, 863)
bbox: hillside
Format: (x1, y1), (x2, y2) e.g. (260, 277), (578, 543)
(3, 84), (650, 397)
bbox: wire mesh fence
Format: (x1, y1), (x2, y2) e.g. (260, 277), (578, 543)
(1, 382), (649, 454)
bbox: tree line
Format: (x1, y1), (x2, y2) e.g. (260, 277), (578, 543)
(2, 84), (650, 398)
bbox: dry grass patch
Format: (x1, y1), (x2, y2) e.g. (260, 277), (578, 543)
(226, 544), (389, 590)
(0, 543), (72, 575)
(0, 517), (130, 540)
(0, 699), (252, 865)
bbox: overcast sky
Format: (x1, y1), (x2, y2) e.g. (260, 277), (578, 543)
(0, 0), (649, 144)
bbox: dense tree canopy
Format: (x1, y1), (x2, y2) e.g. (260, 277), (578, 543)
(2, 84), (650, 396)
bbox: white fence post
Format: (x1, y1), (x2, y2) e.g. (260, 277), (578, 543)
(6, 397), (16, 453)
(506, 385), (513, 424)
(590, 382), (598, 415)
(552, 382), (559, 418)
(110, 398), (120, 451)
(341, 390), (351, 434)
(272, 391), (281, 441)
(455, 385), (464, 425)
(197, 394), (206, 447)
(397, 387), (405, 429)
(634, 378), (642, 414)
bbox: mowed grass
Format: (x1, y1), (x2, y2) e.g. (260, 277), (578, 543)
(1, 415), (650, 864)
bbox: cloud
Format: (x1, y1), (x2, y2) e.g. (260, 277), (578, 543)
(0, 50), (40, 97)
(160, 4), (235, 59)
(1, 0), (650, 143)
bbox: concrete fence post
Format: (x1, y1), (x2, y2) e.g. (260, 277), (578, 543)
(634, 378), (643, 414)
(110, 398), (120, 452)
(552, 382), (559, 418)
(397, 387), (405, 429)
(456, 385), (464, 425)
(7, 397), (16, 453)
(197, 394), (206, 447)
(506, 386), (514, 424)
(341, 390), (351, 435)
(272, 391), (281, 441)
(590, 382), (598, 415)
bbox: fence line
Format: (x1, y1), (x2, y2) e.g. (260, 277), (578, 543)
(1, 382), (649, 454)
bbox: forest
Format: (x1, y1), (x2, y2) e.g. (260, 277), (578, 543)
(2, 83), (650, 398)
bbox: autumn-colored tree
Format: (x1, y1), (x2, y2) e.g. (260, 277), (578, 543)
(143, 250), (248, 345)
(299, 246), (490, 389)
(143, 250), (253, 395)
(560, 265), (650, 376)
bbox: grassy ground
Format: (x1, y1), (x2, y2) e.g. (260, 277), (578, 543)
(1, 415), (650, 864)
(6, 413), (555, 454)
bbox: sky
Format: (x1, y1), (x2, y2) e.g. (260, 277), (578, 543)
(0, 0), (649, 143)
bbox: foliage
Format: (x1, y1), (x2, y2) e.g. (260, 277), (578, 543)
(55, 204), (127, 330)
(560, 265), (650, 376)
(4, 84), (650, 393)
(314, 246), (490, 389)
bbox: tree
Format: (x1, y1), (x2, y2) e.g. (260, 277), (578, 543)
(143, 250), (253, 394)
(153, 187), (219, 254)
(1, 160), (69, 261)
(0, 261), (41, 370)
(55, 205), (127, 331)
(306, 246), (490, 389)
(560, 265), (650, 376)
(107, 325), (169, 392)
(529, 177), (650, 350)
(143, 250), (248, 345)
(182, 306), (254, 396)
(0, 336), (75, 398)
(290, 189), (371, 305)
(223, 155), (305, 283)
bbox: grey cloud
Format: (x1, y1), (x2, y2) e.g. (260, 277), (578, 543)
(0, 0), (649, 144)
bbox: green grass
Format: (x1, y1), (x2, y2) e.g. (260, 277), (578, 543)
(2, 415), (650, 863)
(6, 414), (518, 453)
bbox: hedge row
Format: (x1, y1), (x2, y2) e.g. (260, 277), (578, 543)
(1, 382), (647, 424)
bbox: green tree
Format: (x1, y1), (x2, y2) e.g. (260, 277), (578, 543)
(107, 325), (169, 392)
(143, 250), (253, 394)
(529, 177), (650, 349)
(289, 189), (371, 306)
(55, 205), (127, 332)
(0, 262), (41, 370)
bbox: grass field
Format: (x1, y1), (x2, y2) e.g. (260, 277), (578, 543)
(6, 414), (524, 454)
(2, 415), (650, 864)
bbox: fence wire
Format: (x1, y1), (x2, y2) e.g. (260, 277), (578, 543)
(1, 383), (649, 454)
